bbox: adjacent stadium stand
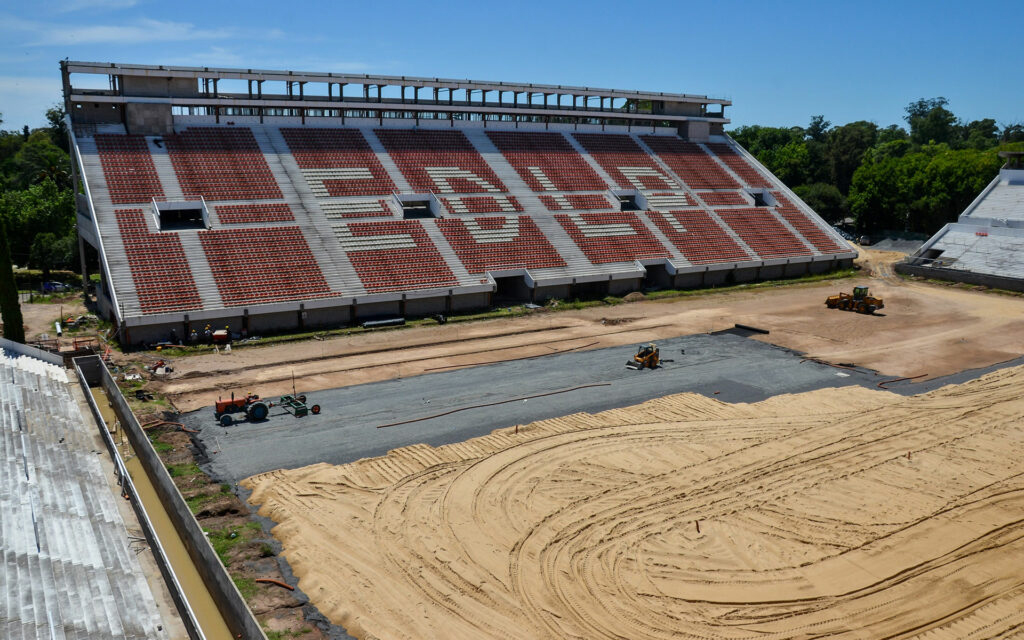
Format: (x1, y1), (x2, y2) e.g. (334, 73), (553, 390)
(572, 133), (680, 190)
(641, 136), (739, 189)
(437, 216), (566, 273)
(706, 142), (772, 188)
(199, 227), (333, 305)
(556, 211), (670, 263)
(334, 220), (459, 292)
(115, 209), (203, 313)
(165, 127), (282, 200)
(648, 210), (752, 263)
(0, 350), (167, 640)
(215, 203), (295, 224)
(539, 194), (614, 211)
(486, 131), (606, 191)
(715, 208), (810, 258)
(281, 128), (395, 196)
(900, 154), (1024, 289)
(95, 134), (165, 204)
(375, 129), (508, 193)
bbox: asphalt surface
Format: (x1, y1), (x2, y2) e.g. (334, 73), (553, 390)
(187, 331), (913, 484)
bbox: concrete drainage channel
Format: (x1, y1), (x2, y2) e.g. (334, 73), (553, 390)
(75, 354), (266, 640)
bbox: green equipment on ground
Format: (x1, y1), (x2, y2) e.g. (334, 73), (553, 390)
(274, 394), (321, 418)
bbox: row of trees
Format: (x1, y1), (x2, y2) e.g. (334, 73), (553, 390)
(0, 107), (77, 279)
(730, 98), (1024, 233)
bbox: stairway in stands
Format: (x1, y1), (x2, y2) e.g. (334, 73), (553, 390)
(74, 135), (143, 316)
(146, 138), (185, 201)
(360, 128), (413, 192)
(254, 126), (364, 296)
(460, 129), (548, 213)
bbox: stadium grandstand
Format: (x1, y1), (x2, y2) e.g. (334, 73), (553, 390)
(900, 151), (1024, 290)
(62, 61), (855, 345)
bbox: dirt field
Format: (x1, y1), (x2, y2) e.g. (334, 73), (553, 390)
(244, 363), (1024, 639)
(159, 250), (1024, 412)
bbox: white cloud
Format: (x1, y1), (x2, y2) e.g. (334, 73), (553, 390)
(0, 14), (283, 47)
(55, 0), (139, 12)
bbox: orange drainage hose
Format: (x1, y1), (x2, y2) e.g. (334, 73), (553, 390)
(142, 421), (200, 434)
(255, 578), (294, 591)
(877, 374), (927, 389)
(377, 382), (612, 429)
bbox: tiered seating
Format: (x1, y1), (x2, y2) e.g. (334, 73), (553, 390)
(215, 203), (294, 224)
(698, 191), (748, 206)
(375, 129), (508, 193)
(281, 128), (395, 196)
(644, 192), (694, 210)
(115, 209), (202, 313)
(335, 220), (458, 292)
(539, 194), (614, 211)
(771, 191), (844, 253)
(647, 210), (751, 264)
(715, 208), (812, 258)
(706, 143), (772, 188)
(485, 131), (607, 191)
(165, 127), (282, 200)
(199, 227), (332, 305)
(572, 133), (680, 190)
(641, 136), (739, 189)
(555, 211), (670, 264)
(321, 199), (394, 219)
(94, 134), (164, 204)
(437, 216), (566, 273)
(442, 195), (522, 214)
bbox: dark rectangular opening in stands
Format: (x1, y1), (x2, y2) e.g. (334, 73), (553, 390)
(155, 201), (208, 231)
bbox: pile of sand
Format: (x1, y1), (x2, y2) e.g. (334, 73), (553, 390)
(244, 368), (1024, 639)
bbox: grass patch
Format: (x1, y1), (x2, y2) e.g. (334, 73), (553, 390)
(185, 492), (218, 514)
(205, 524), (251, 566)
(233, 576), (257, 599)
(148, 434), (173, 454)
(166, 462), (202, 477)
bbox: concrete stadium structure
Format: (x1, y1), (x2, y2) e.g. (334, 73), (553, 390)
(900, 151), (1024, 290)
(63, 61), (855, 346)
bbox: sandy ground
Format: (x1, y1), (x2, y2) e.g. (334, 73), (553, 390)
(244, 364), (1024, 639)
(160, 250), (1024, 412)
(18, 296), (88, 341)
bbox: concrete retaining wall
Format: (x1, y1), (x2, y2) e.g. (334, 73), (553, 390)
(73, 356), (204, 640)
(75, 355), (267, 640)
(895, 262), (1024, 292)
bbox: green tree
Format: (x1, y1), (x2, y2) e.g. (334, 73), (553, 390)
(29, 232), (75, 280)
(848, 145), (1002, 233)
(45, 105), (69, 153)
(793, 182), (846, 223)
(1000, 123), (1024, 143)
(905, 97), (959, 146)
(806, 115), (831, 143)
(0, 216), (25, 343)
(6, 130), (70, 190)
(0, 179), (75, 263)
(827, 121), (878, 195)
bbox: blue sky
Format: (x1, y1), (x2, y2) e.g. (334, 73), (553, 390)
(2, 0), (1022, 133)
